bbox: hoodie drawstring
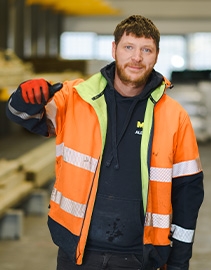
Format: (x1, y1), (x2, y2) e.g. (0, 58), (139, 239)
(106, 90), (140, 170)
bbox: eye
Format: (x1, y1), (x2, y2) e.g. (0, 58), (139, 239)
(125, 45), (133, 50)
(142, 48), (151, 53)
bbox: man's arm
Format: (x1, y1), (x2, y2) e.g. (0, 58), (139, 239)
(167, 171), (204, 270)
(6, 79), (62, 136)
(166, 110), (204, 270)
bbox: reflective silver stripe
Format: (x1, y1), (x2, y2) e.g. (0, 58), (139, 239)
(56, 143), (98, 173)
(150, 158), (202, 182)
(145, 212), (171, 228)
(51, 187), (86, 218)
(45, 99), (57, 130)
(171, 224), (195, 243)
(150, 167), (172, 182)
(8, 99), (42, 120)
(173, 158), (202, 177)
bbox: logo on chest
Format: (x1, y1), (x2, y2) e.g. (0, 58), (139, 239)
(135, 121), (144, 135)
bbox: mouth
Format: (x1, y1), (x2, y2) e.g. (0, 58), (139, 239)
(127, 65), (144, 72)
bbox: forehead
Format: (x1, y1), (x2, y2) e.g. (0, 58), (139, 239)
(119, 32), (156, 46)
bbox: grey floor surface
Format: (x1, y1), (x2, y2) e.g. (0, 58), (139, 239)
(0, 128), (210, 270)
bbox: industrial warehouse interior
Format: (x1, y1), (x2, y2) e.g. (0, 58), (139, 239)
(0, 0), (211, 269)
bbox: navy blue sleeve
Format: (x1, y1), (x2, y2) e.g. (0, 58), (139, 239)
(167, 171), (204, 269)
(6, 86), (49, 136)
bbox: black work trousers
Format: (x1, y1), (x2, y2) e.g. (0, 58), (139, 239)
(57, 248), (158, 270)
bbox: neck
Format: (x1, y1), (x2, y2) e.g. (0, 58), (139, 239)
(114, 75), (146, 97)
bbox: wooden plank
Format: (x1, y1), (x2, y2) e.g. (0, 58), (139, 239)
(0, 170), (25, 193)
(0, 182), (33, 218)
(0, 139), (55, 217)
(19, 138), (56, 187)
(0, 159), (20, 184)
(25, 149), (55, 187)
(17, 138), (55, 168)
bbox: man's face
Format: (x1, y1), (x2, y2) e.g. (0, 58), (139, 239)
(112, 32), (159, 88)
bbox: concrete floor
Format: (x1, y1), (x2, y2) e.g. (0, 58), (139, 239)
(0, 129), (210, 270)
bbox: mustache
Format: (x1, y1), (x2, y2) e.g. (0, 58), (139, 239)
(125, 62), (145, 68)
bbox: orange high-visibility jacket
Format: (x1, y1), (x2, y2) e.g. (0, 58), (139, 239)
(44, 72), (203, 265)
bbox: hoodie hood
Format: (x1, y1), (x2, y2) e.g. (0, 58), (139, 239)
(99, 61), (165, 170)
(100, 61), (164, 100)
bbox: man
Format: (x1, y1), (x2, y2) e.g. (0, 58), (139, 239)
(6, 15), (204, 270)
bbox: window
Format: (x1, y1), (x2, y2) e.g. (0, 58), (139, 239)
(96, 35), (113, 61)
(188, 33), (211, 70)
(60, 31), (211, 78)
(60, 32), (97, 59)
(155, 35), (187, 79)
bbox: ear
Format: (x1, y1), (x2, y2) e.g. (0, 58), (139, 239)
(112, 41), (116, 59)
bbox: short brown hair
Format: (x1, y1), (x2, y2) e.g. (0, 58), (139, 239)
(113, 15), (160, 50)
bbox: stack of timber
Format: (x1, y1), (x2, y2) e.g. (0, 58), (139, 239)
(0, 139), (55, 218)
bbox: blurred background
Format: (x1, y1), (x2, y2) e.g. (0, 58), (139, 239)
(0, 0), (211, 269)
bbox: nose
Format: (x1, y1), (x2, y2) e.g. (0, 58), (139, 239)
(131, 49), (143, 62)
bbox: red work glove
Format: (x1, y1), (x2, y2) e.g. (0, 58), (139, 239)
(20, 78), (63, 104)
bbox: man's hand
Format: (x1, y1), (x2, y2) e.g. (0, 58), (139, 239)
(20, 78), (63, 104)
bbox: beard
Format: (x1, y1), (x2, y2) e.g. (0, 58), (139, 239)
(116, 59), (153, 88)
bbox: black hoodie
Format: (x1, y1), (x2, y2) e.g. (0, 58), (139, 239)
(86, 62), (163, 253)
